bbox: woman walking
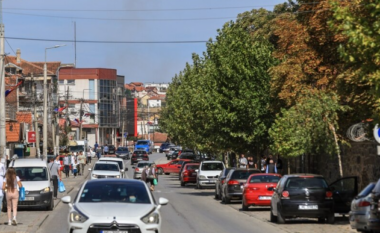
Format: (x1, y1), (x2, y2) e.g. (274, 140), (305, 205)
(2, 168), (23, 225)
(72, 157), (79, 178)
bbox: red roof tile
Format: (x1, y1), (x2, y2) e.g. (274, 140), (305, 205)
(6, 122), (20, 142)
(5, 56), (61, 76)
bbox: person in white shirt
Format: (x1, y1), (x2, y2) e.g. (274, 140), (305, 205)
(72, 157), (79, 178)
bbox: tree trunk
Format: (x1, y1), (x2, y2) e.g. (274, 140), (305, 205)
(329, 123), (343, 178)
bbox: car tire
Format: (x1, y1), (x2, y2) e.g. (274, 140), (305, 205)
(242, 199), (249, 211)
(180, 181), (185, 187)
(197, 182), (202, 190)
(270, 208), (277, 222)
(224, 194), (231, 204)
(277, 210), (286, 224)
(318, 217), (326, 223)
(47, 198), (54, 211)
(157, 168), (163, 175)
(327, 213), (335, 224)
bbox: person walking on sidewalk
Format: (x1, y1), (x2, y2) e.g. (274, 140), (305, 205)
(48, 157), (61, 200)
(2, 168), (23, 226)
(72, 157), (79, 178)
(63, 153), (71, 178)
(86, 149), (92, 164)
(77, 151), (86, 176)
(103, 144), (109, 155)
(96, 146), (102, 159)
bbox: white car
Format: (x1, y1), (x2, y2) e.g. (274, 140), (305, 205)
(196, 161), (225, 189)
(89, 161), (122, 179)
(62, 179), (168, 233)
(99, 157), (128, 178)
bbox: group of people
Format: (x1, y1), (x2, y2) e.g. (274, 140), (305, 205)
(62, 151), (89, 178)
(238, 154), (283, 174)
(141, 164), (158, 191)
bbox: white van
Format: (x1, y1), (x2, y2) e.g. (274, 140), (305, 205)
(196, 161), (225, 189)
(3, 158), (54, 211)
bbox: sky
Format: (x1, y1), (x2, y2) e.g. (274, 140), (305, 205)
(3, 0), (286, 84)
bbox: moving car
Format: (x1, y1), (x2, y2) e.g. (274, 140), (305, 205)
(133, 161), (155, 179)
(3, 158), (54, 211)
(221, 168), (261, 204)
(349, 182), (376, 232)
(180, 163), (200, 186)
(215, 168), (232, 200)
(166, 146), (180, 160)
(115, 146), (130, 159)
(108, 145), (116, 154)
(61, 179), (169, 233)
(89, 161), (122, 180)
(156, 159), (192, 175)
(368, 178), (380, 232)
(270, 174), (358, 224)
(242, 173), (281, 210)
(99, 157), (128, 178)
(134, 140), (154, 154)
(159, 142), (173, 153)
(196, 161), (225, 189)
(131, 150), (149, 165)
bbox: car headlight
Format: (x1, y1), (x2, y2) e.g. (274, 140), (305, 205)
(141, 209), (159, 224)
(199, 175), (207, 180)
(116, 175), (120, 178)
(115, 153), (120, 155)
(92, 174), (98, 178)
(70, 209), (88, 223)
(40, 187), (50, 193)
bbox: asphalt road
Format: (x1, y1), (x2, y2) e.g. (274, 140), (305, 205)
(36, 153), (285, 233)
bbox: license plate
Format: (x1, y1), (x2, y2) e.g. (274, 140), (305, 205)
(208, 180), (215, 184)
(101, 231), (128, 233)
(258, 196), (272, 200)
(192, 173), (197, 176)
(137, 158), (142, 160)
(24, 197), (35, 201)
(299, 205), (318, 210)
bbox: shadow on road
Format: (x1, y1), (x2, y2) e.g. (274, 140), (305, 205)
(177, 191), (215, 196)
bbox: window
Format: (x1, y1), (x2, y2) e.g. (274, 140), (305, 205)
(67, 80), (75, 85)
(58, 80), (65, 84)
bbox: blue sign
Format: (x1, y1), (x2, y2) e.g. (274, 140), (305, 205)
(373, 124), (380, 144)
(124, 132), (128, 138)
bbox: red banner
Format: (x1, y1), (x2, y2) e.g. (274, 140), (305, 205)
(28, 131), (36, 143)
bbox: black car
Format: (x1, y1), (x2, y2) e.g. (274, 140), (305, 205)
(170, 151), (180, 160)
(131, 150), (149, 165)
(115, 147), (130, 160)
(215, 167), (232, 200)
(178, 152), (196, 160)
(368, 178), (380, 232)
(221, 168), (261, 204)
(270, 174), (358, 224)
(108, 145), (116, 154)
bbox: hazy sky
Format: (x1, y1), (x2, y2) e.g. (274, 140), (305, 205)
(3, 0), (285, 83)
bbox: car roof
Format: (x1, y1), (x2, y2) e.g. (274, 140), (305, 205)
(84, 178), (145, 185)
(231, 168), (260, 171)
(137, 161), (154, 164)
(11, 158), (47, 167)
(201, 161), (224, 164)
(99, 157), (123, 162)
(284, 173), (324, 178)
(95, 161), (119, 165)
(249, 173), (282, 176)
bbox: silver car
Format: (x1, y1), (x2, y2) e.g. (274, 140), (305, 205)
(115, 147), (130, 160)
(133, 161), (155, 179)
(89, 161), (122, 180)
(349, 182), (376, 232)
(62, 179), (168, 233)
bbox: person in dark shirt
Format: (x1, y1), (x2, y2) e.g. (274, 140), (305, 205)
(247, 157), (257, 169)
(266, 159), (277, 174)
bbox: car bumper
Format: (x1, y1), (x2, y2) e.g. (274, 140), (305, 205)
(368, 216), (380, 231)
(134, 172), (142, 179)
(198, 179), (217, 187)
(280, 200), (334, 218)
(244, 194), (272, 206)
(116, 154), (129, 158)
(4, 191), (53, 208)
(69, 221), (161, 233)
(349, 211), (369, 230)
(183, 176), (196, 183)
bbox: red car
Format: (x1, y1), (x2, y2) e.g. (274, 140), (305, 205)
(242, 173), (282, 210)
(156, 159), (192, 175)
(180, 163), (200, 186)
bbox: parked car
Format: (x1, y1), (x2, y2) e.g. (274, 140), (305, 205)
(178, 152), (196, 160)
(61, 179), (169, 233)
(115, 146), (130, 159)
(89, 161), (122, 180)
(180, 163), (200, 186)
(242, 173), (281, 210)
(108, 145), (116, 154)
(270, 174), (358, 224)
(131, 150), (149, 165)
(156, 159), (192, 175)
(170, 151), (180, 160)
(368, 178), (380, 232)
(159, 142), (173, 153)
(134, 140), (154, 154)
(166, 146), (180, 160)
(221, 168), (261, 204)
(133, 161), (155, 179)
(98, 157), (128, 178)
(178, 160), (197, 180)
(215, 168), (232, 200)
(196, 161), (225, 189)
(3, 158), (54, 211)
(349, 182), (376, 232)
(162, 144), (175, 154)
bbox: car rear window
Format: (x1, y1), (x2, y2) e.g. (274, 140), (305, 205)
(231, 170), (260, 180)
(285, 177), (328, 189)
(117, 147), (129, 152)
(249, 175), (280, 183)
(185, 165), (199, 170)
(201, 163), (224, 171)
(357, 183), (376, 198)
(134, 151), (147, 155)
(137, 163), (152, 168)
(136, 141), (149, 145)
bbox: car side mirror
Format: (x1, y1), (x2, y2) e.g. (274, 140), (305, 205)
(195, 169), (199, 173)
(267, 187), (274, 191)
(121, 170), (124, 172)
(158, 197), (169, 206)
(61, 196), (71, 204)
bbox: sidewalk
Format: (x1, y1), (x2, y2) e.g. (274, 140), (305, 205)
(0, 160), (93, 233)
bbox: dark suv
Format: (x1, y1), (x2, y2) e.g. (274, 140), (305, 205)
(270, 174), (357, 224)
(131, 150), (149, 165)
(368, 178), (380, 232)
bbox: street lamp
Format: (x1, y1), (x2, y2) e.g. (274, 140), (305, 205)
(79, 89), (90, 140)
(43, 44), (66, 159)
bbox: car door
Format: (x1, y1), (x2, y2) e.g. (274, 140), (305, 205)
(329, 176), (358, 214)
(271, 177), (286, 215)
(223, 170), (233, 198)
(167, 160), (179, 173)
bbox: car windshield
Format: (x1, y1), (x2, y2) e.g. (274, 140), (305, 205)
(249, 175), (281, 183)
(201, 163), (224, 171)
(69, 146), (84, 152)
(231, 170), (260, 180)
(357, 183), (375, 197)
(286, 177), (328, 189)
(373, 179), (380, 194)
(94, 163), (119, 171)
(79, 182), (151, 204)
(137, 163), (152, 168)
(136, 141), (149, 145)
(186, 165), (199, 170)
(101, 160), (123, 170)
(117, 147), (128, 152)
(15, 167), (48, 181)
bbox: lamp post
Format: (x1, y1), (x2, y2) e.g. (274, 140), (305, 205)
(43, 44), (65, 159)
(79, 89), (90, 140)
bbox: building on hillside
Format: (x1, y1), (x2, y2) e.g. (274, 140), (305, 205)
(148, 94), (166, 108)
(144, 82), (169, 95)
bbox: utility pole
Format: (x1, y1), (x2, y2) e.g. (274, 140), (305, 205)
(32, 73), (40, 157)
(79, 98), (83, 140)
(0, 0), (6, 163)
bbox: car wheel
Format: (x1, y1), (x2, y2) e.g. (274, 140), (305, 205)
(197, 182), (202, 190)
(242, 199), (249, 211)
(215, 190), (219, 199)
(157, 168), (163, 175)
(47, 197), (54, 211)
(224, 193), (231, 204)
(180, 181), (185, 187)
(277, 210), (285, 224)
(327, 213), (335, 224)
(270, 208), (277, 222)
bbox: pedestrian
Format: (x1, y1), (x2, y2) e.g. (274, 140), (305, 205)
(94, 141), (99, 151)
(266, 159), (278, 174)
(63, 153), (71, 178)
(266, 154), (274, 166)
(86, 149), (92, 164)
(149, 164), (157, 191)
(72, 152), (77, 175)
(276, 155), (283, 175)
(72, 157), (79, 178)
(2, 167), (23, 226)
(247, 157), (257, 169)
(141, 165), (148, 183)
(103, 144), (109, 155)
(77, 151), (86, 176)
(239, 154), (248, 169)
(5, 154), (10, 168)
(96, 146), (102, 159)
(0, 158), (6, 177)
(260, 155), (267, 172)
(48, 157), (61, 200)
